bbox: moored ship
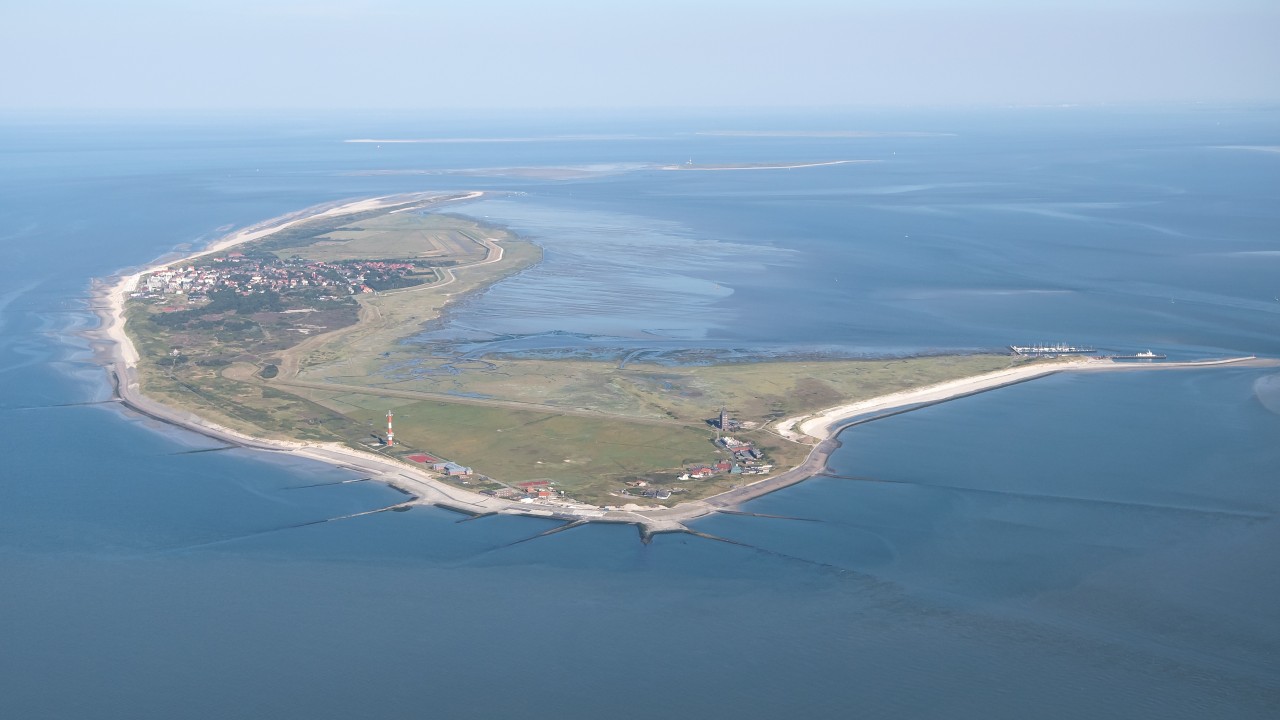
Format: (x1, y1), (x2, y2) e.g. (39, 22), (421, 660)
(1009, 343), (1097, 356)
(1111, 350), (1168, 360)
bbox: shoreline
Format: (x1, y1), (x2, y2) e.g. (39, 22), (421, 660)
(84, 195), (1278, 539)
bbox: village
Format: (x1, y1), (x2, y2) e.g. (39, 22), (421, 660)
(132, 252), (430, 303)
(619, 432), (773, 501)
(412, 437), (772, 506)
(403, 452), (594, 510)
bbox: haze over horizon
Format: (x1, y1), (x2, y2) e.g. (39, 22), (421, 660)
(2, 0), (1278, 112)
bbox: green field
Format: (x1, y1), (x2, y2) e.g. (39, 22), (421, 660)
(322, 353), (1021, 425)
(312, 392), (734, 504)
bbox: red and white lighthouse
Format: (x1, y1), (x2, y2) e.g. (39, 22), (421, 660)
(386, 410), (395, 447)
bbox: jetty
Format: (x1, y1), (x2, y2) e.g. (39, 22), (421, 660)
(1009, 343), (1097, 356)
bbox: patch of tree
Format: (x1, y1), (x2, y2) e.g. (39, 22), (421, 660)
(195, 357), (232, 367)
(364, 276), (427, 292)
(295, 288), (356, 304)
(221, 317), (259, 331)
(147, 296), (270, 331)
(315, 267), (347, 283)
(241, 248), (279, 261)
(149, 310), (197, 329)
(203, 288), (284, 315)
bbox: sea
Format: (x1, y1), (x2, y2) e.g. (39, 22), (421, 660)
(1, 107), (1277, 719)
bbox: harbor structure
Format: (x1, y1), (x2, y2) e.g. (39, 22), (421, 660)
(1009, 343), (1097, 356)
(386, 410), (394, 447)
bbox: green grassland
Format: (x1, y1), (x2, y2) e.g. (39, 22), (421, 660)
(299, 390), (740, 505)
(133, 363), (368, 443)
(327, 353), (1021, 425)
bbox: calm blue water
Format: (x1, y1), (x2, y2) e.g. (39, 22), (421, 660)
(1, 108), (1277, 718)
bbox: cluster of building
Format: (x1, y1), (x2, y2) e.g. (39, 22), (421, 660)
(404, 450), (471, 474)
(481, 481), (565, 502)
(408, 452), (573, 503)
(615, 428), (774, 502)
(432, 460), (473, 477)
(405, 453), (472, 477)
(719, 435), (765, 462)
(515, 480), (561, 501)
(621, 481), (674, 500)
(680, 436), (772, 480)
(394, 407), (776, 508)
(136, 253), (424, 300)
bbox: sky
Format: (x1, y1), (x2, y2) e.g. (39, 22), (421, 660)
(2, 0), (1277, 111)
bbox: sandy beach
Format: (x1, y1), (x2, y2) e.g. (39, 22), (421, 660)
(777, 355), (1273, 444)
(781, 360), (1091, 442)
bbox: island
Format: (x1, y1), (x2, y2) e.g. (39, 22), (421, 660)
(88, 193), (1274, 539)
(660, 160), (876, 171)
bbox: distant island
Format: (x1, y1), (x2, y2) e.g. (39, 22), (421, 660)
(696, 130), (956, 138)
(348, 160), (874, 180)
(90, 194), (1270, 538)
(661, 160), (876, 171)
